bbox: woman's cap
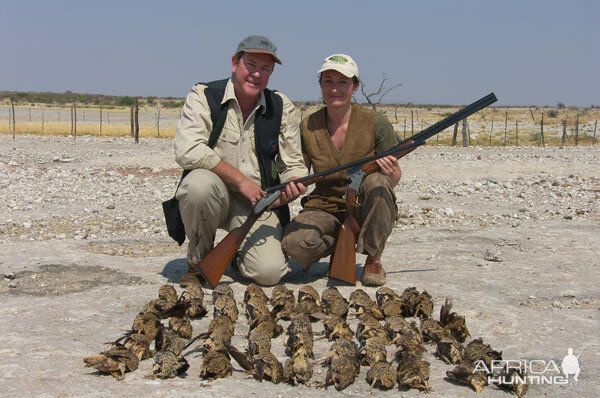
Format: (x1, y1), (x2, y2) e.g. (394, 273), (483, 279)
(317, 54), (359, 78)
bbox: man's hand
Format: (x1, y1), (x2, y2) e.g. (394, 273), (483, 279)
(375, 155), (402, 186)
(210, 160), (265, 204)
(271, 178), (307, 208)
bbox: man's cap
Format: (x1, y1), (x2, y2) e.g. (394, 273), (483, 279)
(317, 53), (359, 79)
(235, 35), (282, 64)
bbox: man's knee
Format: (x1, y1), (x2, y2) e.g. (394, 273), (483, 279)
(243, 257), (286, 286)
(362, 172), (393, 192)
(178, 169), (226, 204)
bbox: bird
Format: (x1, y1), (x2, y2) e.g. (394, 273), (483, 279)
(211, 283), (234, 304)
(349, 289), (384, 320)
(399, 286), (420, 317)
(199, 351), (233, 381)
(213, 295), (239, 323)
(285, 329), (314, 359)
(414, 290), (434, 319)
(435, 335), (466, 364)
(252, 351), (284, 384)
(375, 286), (401, 307)
(249, 315), (283, 339)
(247, 329), (272, 358)
(168, 316), (192, 339)
(145, 350), (189, 379)
(396, 356), (432, 392)
(439, 298), (470, 343)
(155, 327), (187, 356)
(244, 283), (269, 304)
(366, 360), (396, 391)
(131, 311), (163, 341)
(420, 317), (449, 344)
(319, 355), (359, 391)
(84, 344), (139, 381)
(270, 285), (296, 321)
(158, 284), (178, 305)
(464, 337), (503, 369)
(393, 334), (427, 361)
(446, 362), (488, 393)
(385, 315), (423, 345)
(320, 315), (353, 341)
(357, 336), (388, 366)
(245, 295), (271, 322)
(496, 362), (529, 397)
(356, 313), (390, 344)
(123, 333), (153, 361)
(283, 347), (313, 386)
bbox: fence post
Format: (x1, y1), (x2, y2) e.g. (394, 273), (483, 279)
(394, 105), (398, 122)
(593, 120), (597, 145)
(503, 111), (508, 146)
(100, 107), (103, 134)
(540, 111), (545, 147)
(130, 106), (134, 137)
(574, 115), (579, 146)
(403, 118), (406, 140)
(74, 103), (77, 139)
(411, 110), (414, 137)
(42, 110), (45, 134)
(134, 97), (139, 143)
(452, 122), (458, 146)
(70, 106), (73, 135)
(461, 118), (468, 147)
(489, 119), (493, 146)
(515, 121), (519, 146)
(29, 107), (31, 122)
(156, 108), (160, 137)
(562, 120), (567, 147)
(11, 99), (16, 139)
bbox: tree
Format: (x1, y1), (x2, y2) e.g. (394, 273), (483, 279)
(359, 73), (402, 112)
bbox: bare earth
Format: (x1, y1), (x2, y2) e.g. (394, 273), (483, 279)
(0, 135), (598, 397)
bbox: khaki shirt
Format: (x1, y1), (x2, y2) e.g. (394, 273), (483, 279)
(174, 79), (307, 185)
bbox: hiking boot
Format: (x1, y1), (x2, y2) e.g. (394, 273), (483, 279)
(360, 262), (386, 286)
(179, 262), (205, 287)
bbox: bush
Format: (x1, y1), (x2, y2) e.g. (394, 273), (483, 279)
(116, 96), (136, 107)
(546, 110), (558, 118)
(557, 102), (565, 109)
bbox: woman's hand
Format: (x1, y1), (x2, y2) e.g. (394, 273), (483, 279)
(375, 155), (402, 186)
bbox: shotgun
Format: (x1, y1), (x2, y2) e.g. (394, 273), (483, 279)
(328, 92), (498, 284)
(195, 92), (497, 288)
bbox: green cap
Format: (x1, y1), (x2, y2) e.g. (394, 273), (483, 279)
(235, 35), (282, 64)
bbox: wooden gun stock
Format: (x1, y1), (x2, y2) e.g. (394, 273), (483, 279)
(328, 189), (361, 285)
(196, 211), (260, 288)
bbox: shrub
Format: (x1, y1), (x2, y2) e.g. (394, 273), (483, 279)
(546, 109), (558, 118)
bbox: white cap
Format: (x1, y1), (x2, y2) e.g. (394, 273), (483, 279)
(317, 54), (359, 79)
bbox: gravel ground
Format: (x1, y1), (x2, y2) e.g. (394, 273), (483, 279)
(0, 134), (598, 397)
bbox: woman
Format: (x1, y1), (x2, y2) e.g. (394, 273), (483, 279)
(282, 54), (402, 286)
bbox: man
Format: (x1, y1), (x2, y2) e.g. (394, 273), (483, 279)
(174, 35), (307, 286)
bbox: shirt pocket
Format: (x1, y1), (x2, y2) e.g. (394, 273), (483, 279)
(219, 126), (240, 144)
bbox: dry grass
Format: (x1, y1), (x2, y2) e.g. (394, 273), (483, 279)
(1, 103), (597, 146)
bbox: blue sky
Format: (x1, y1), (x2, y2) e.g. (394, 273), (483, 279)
(1, 0), (598, 106)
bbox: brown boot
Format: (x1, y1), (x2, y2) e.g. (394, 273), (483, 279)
(360, 261), (386, 286)
(179, 262), (205, 288)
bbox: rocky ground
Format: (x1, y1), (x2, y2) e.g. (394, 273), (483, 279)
(0, 134), (598, 397)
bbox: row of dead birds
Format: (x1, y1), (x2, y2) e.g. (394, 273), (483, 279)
(84, 283), (528, 396)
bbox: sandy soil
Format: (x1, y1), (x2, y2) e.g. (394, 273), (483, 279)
(0, 135), (598, 397)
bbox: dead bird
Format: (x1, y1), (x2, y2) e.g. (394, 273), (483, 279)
(184, 282), (204, 300)
(357, 336), (388, 366)
(249, 315), (283, 339)
(465, 337), (503, 369)
(200, 350), (233, 381)
(375, 287), (400, 307)
(270, 286), (296, 321)
(244, 283), (269, 304)
(321, 288), (349, 318)
(252, 351), (284, 384)
(202, 327), (232, 353)
(435, 335), (466, 364)
(169, 316), (192, 339)
(380, 298), (404, 318)
(349, 289), (384, 320)
(145, 350), (189, 379)
(414, 290), (434, 319)
(385, 315), (423, 344)
(84, 344), (139, 381)
(141, 298), (175, 318)
(496, 362), (530, 397)
(446, 362), (488, 393)
(397, 356), (432, 392)
(155, 327), (187, 356)
(366, 360), (396, 391)
(131, 312), (163, 340)
(298, 285), (321, 306)
(319, 355), (359, 391)
(247, 329), (272, 358)
(399, 286), (420, 317)
(356, 313), (390, 344)
(285, 329), (315, 359)
(287, 312), (313, 340)
(213, 295), (239, 323)
(179, 289), (207, 319)
(439, 298), (470, 343)
(208, 315), (235, 338)
(212, 283), (234, 304)
(158, 284), (178, 305)
(320, 315), (353, 341)
(246, 295), (271, 322)
(393, 334), (427, 361)
(420, 317), (449, 344)
(283, 348), (313, 386)
(317, 339), (360, 376)
(123, 333), (153, 361)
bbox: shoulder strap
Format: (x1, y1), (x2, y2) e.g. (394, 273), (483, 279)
(201, 78), (230, 149)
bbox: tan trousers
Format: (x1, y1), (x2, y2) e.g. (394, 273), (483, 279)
(176, 169), (288, 286)
(282, 172), (397, 267)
